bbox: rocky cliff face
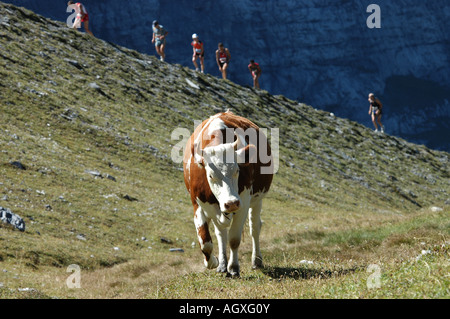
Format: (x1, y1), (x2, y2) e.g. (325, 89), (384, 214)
(7, 0), (450, 150)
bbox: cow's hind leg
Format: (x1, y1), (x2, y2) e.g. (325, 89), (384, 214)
(249, 199), (263, 269)
(194, 207), (218, 269)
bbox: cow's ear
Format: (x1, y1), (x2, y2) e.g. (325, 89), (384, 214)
(236, 144), (257, 166)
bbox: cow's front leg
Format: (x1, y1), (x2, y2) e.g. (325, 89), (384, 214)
(194, 207), (218, 269)
(214, 223), (228, 273)
(249, 200), (263, 269)
(227, 209), (249, 277)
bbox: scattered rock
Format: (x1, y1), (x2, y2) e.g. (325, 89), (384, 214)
(85, 170), (102, 178)
(160, 237), (173, 244)
(105, 174), (116, 182)
(10, 161), (26, 170)
(122, 194), (138, 201)
(85, 170), (117, 181)
(17, 288), (38, 293)
(60, 108), (78, 121)
(88, 82), (101, 90)
(64, 58), (82, 70)
(299, 260), (314, 265)
(169, 248), (184, 253)
(0, 207), (25, 232)
(185, 78), (200, 89)
(76, 234), (86, 241)
(88, 82), (111, 99)
(430, 206), (443, 212)
(388, 175), (398, 182)
(25, 88), (48, 97)
(415, 249), (433, 261)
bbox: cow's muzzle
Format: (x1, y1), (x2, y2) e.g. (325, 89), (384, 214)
(224, 200), (240, 214)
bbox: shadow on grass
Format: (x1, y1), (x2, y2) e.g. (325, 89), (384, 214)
(262, 265), (362, 280)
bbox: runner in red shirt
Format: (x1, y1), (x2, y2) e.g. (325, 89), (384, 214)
(248, 60), (262, 89)
(216, 43), (231, 80)
(68, 1), (94, 36)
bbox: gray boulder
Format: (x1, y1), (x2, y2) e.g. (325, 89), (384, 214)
(0, 207), (25, 232)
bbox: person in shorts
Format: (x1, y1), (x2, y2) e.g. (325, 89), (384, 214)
(191, 33), (204, 73)
(248, 60), (262, 89)
(368, 93), (385, 133)
(152, 20), (168, 62)
(215, 43), (231, 79)
(68, 1), (94, 36)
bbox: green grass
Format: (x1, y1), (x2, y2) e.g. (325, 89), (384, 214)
(0, 3), (449, 299)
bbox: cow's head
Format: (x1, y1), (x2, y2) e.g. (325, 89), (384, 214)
(194, 133), (256, 217)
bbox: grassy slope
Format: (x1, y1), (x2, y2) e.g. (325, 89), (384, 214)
(0, 3), (448, 299)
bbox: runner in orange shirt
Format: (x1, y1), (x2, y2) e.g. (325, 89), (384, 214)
(191, 34), (205, 73)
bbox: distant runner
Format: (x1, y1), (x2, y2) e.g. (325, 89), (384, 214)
(248, 60), (262, 89)
(191, 33), (204, 73)
(368, 93), (384, 133)
(152, 20), (168, 62)
(67, 1), (93, 36)
(215, 43), (231, 79)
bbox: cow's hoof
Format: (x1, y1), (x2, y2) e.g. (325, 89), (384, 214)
(205, 255), (219, 269)
(226, 271), (240, 278)
(227, 264), (240, 278)
(252, 257), (264, 269)
(216, 263), (227, 273)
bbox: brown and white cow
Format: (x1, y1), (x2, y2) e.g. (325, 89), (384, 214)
(183, 111), (273, 277)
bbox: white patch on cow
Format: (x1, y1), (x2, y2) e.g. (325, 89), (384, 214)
(207, 118), (227, 137)
(186, 155), (191, 182)
(196, 199), (231, 228)
(193, 114), (223, 165)
(194, 206), (206, 245)
(194, 206), (218, 269)
(194, 114), (221, 147)
(202, 143), (241, 214)
(250, 190), (268, 202)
